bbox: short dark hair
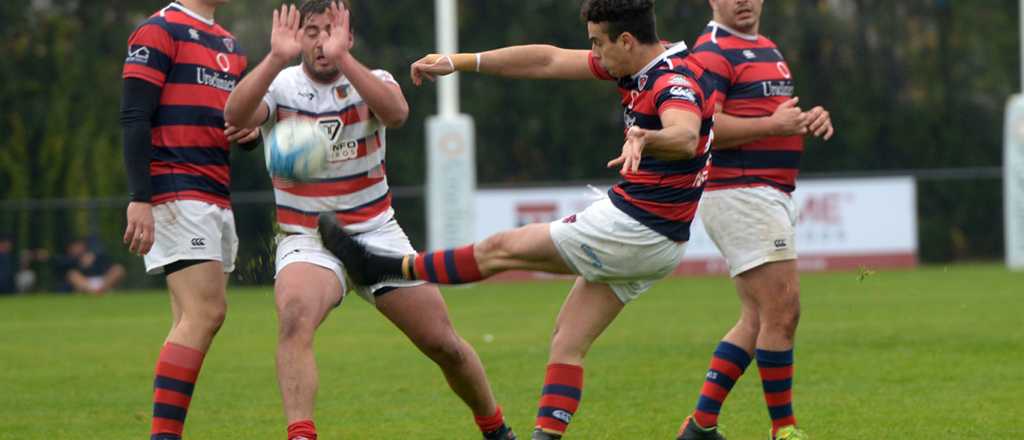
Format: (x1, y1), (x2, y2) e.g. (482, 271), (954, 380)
(299, 0), (351, 26)
(580, 0), (658, 44)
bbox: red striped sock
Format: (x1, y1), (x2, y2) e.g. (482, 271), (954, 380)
(692, 341), (752, 428)
(287, 420), (317, 440)
(756, 349), (796, 436)
(412, 245), (483, 284)
(474, 405), (507, 434)
(535, 363), (583, 436)
(151, 343), (205, 440)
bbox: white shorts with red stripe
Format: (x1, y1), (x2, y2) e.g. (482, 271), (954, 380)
(274, 219), (425, 305)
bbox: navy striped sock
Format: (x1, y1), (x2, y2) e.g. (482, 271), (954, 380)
(151, 343), (204, 440)
(535, 363), (583, 436)
(756, 348), (796, 436)
(692, 341), (752, 427)
(410, 245), (483, 284)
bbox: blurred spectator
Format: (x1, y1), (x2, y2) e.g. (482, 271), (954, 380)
(56, 239), (125, 295)
(0, 235), (15, 295)
(15, 248), (52, 292)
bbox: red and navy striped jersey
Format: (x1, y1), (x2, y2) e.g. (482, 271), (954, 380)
(122, 2), (248, 208)
(589, 42), (716, 242)
(691, 21), (802, 194)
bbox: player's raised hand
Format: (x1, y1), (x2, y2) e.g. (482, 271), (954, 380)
(804, 105), (834, 141)
(769, 97), (807, 137)
(124, 202), (155, 255)
(608, 126), (648, 174)
(323, 1), (352, 62)
(410, 54), (456, 86)
(270, 4), (303, 63)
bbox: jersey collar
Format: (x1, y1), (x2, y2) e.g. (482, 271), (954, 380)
(631, 41), (689, 80)
(708, 20), (759, 42)
(163, 2), (215, 27)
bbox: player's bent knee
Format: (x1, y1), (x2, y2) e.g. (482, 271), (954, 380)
(179, 304), (227, 336)
(762, 302), (801, 336)
(276, 297), (320, 343)
(277, 318), (315, 345)
(475, 233), (508, 260)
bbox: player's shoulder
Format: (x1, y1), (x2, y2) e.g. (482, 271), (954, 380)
(692, 24), (725, 52)
(651, 70), (696, 91)
(129, 10), (173, 35)
(753, 35), (782, 54)
(652, 61), (716, 106)
(273, 65), (307, 87)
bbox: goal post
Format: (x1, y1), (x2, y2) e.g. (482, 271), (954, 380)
(426, 0), (477, 250)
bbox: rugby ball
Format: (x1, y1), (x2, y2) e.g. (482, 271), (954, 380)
(265, 117), (329, 181)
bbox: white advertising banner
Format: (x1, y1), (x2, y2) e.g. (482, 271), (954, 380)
(426, 115), (476, 250)
(1004, 95), (1024, 270)
(475, 177), (918, 277)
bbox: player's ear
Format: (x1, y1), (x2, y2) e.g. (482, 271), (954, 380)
(348, 32), (355, 50)
(619, 32), (635, 51)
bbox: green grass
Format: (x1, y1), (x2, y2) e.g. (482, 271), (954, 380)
(1, 264), (1021, 439)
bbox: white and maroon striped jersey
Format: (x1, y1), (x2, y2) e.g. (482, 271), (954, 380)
(263, 65), (397, 235)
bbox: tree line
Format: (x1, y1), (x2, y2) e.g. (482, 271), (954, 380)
(0, 0), (1016, 286)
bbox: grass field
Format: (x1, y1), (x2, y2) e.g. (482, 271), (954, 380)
(0, 264), (1021, 439)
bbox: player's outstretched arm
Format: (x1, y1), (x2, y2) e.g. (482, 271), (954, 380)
(324, 2), (408, 128)
(410, 45), (595, 85)
(608, 109), (701, 173)
(224, 4), (302, 128)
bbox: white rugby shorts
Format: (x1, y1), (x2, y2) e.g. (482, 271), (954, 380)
(275, 219), (425, 305)
(699, 186), (798, 277)
(549, 198), (687, 304)
(144, 200), (238, 274)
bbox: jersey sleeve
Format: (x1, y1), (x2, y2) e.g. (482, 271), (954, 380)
(654, 74), (703, 117)
(262, 73), (286, 123)
(690, 42), (733, 105)
(587, 51), (615, 81)
(372, 69), (399, 86)
(122, 22), (175, 87)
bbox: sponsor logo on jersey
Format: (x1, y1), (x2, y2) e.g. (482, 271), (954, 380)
(668, 75), (690, 87)
(777, 61), (792, 79)
(669, 86), (697, 103)
(216, 53), (231, 72)
(126, 46), (150, 64)
(761, 80), (795, 97)
(196, 67), (237, 91)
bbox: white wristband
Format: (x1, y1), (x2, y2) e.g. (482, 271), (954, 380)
(475, 53), (482, 72)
